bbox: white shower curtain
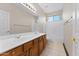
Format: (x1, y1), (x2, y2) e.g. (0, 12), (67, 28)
(46, 20), (64, 43)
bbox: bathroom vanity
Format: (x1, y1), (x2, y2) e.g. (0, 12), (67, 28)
(0, 32), (47, 56)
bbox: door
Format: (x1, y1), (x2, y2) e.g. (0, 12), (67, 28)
(64, 20), (74, 56)
(63, 4), (77, 56)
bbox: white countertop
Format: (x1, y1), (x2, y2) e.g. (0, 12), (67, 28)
(0, 32), (45, 54)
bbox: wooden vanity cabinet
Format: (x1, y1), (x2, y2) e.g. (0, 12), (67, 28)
(24, 40), (34, 56)
(33, 38), (39, 56)
(0, 51), (12, 56)
(39, 36), (44, 54)
(0, 45), (24, 56)
(0, 34), (46, 56)
(12, 45), (24, 56)
(43, 35), (47, 48)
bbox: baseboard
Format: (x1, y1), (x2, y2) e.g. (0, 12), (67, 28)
(63, 43), (69, 56)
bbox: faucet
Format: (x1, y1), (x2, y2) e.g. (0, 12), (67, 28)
(16, 35), (21, 39)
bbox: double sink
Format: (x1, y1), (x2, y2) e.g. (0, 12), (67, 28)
(0, 32), (40, 53)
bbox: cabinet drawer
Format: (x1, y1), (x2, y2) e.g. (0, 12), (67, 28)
(12, 45), (24, 56)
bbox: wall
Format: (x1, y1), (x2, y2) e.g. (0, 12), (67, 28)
(75, 4), (79, 33)
(0, 3), (36, 33)
(46, 10), (62, 17)
(32, 3), (46, 33)
(45, 10), (63, 25)
(62, 3), (73, 22)
(32, 3), (45, 16)
(73, 4), (79, 56)
(36, 16), (46, 33)
(32, 16), (46, 33)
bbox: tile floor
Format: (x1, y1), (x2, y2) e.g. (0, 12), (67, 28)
(40, 40), (66, 56)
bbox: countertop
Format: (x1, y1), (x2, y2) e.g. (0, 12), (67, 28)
(0, 32), (45, 54)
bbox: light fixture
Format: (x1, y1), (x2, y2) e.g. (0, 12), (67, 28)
(21, 3), (37, 14)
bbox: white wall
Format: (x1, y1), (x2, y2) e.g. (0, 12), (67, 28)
(62, 4), (73, 22)
(0, 3), (36, 33)
(32, 3), (46, 33)
(36, 16), (46, 33)
(46, 10), (62, 17)
(75, 4), (79, 33)
(73, 4), (79, 56)
(32, 3), (45, 16)
(32, 16), (46, 33)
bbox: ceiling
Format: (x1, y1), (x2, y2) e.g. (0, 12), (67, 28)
(38, 3), (64, 14)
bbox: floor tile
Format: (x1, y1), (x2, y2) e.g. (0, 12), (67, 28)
(40, 40), (66, 56)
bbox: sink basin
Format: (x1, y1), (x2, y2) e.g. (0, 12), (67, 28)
(0, 35), (16, 40)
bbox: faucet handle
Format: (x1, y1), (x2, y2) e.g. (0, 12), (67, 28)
(16, 35), (21, 39)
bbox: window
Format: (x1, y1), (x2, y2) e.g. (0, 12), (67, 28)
(48, 16), (54, 22)
(48, 16), (60, 22)
(53, 16), (60, 21)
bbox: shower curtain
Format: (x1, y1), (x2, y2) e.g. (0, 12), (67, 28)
(46, 20), (64, 43)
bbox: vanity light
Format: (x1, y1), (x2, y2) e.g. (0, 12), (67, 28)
(21, 3), (37, 14)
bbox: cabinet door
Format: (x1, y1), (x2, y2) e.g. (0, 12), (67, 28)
(24, 41), (33, 56)
(29, 47), (34, 56)
(12, 45), (24, 56)
(43, 35), (47, 48)
(39, 36), (44, 55)
(33, 38), (39, 56)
